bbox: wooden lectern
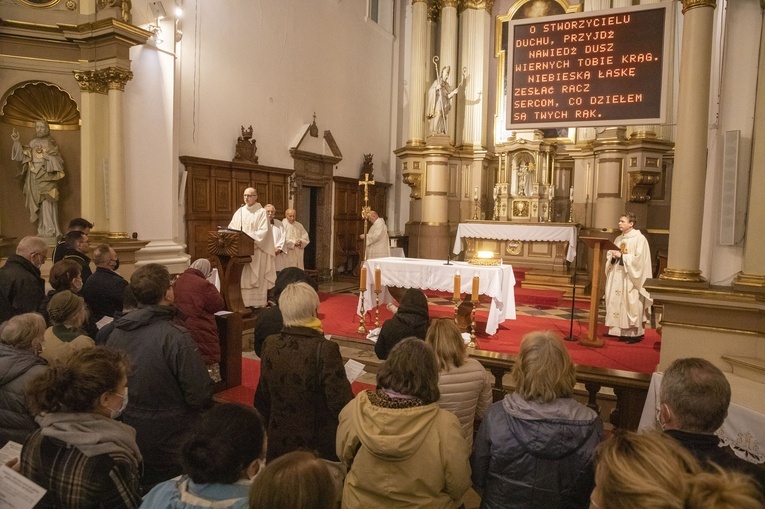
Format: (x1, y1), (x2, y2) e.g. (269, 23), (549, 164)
(579, 236), (619, 348)
(207, 230), (255, 390)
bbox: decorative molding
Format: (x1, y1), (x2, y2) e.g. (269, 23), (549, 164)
(442, 0), (459, 8)
(428, 0), (441, 21)
(403, 173), (422, 199)
(73, 67), (133, 93)
(0, 81), (80, 129)
(681, 0), (717, 13)
(459, 0), (494, 13)
(628, 171), (660, 203)
(97, 0), (132, 24)
(659, 268), (707, 283)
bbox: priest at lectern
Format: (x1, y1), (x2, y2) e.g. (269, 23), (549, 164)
(228, 187), (276, 308)
(604, 212), (653, 344)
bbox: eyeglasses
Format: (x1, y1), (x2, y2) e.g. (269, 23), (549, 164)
(33, 252), (47, 262)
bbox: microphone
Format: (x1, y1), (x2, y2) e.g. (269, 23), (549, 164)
(239, 204), (244, 233)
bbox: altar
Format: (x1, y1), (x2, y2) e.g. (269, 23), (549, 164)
(357, 257), (516, 335)
(452, 222), (578, 270)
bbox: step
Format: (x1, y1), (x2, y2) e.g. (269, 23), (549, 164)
(515, 287), (564, 307)
(721, 355), (765, 385)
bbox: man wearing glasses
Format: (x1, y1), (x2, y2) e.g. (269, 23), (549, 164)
(228, 187), (276, 309)
(0, 236), (47, 322)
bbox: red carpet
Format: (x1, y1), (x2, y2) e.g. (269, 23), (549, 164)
(216, 358), (375, 406)
(317, 292), (660, 374)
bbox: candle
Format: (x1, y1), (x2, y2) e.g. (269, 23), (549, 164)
(374, 265), (381, 293)
(569, 186), (574, 201)
(474, 186), (478, 201)
(360, 266), (367, 290)
(453, 271), (461, 300)
(472, 274), (480, 301)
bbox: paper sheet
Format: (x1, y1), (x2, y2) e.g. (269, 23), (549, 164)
(0, 465), (46, 509)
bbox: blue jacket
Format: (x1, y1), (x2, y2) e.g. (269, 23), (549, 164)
(471, 392), (603, 509)
(141, 477), (250, 509)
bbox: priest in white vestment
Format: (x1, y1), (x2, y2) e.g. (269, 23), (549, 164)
(282, 208), (310, 270)
(604, 212), (653, 343)
(266, 204), (287, 273)
(228, 188), (276, 308)
(360, 210), (390, 260)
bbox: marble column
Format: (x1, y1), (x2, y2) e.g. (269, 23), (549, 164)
(105, 69), (132, 238)
(734, 15), (765, 291)
(439, 0), (458, 143)
(72, 73), (106, 225)
(458, 1), (491, 148)
(661, 0), (716, 283)
(407, 0), (429, 146)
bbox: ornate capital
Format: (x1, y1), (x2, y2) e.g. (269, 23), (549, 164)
(459, 0), (494, 14)
(442, 0), (459, 8)
(681, 0), (716, 14)
(73, 67), (133, 94)
(628, 171), (660, 203)
(428, 1), (441, 22)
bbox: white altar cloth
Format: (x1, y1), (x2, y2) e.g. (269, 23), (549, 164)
(357, 257), (516, 335)
(453, 223), (578, 262)
(638, 372), (765, 464)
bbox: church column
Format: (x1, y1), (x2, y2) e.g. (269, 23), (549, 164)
(733, 16), (765, 291)
(105, 69), (132, 238)
(661, 0), (716, 283)
(439, 0), (458, 143)
(72, 73), (106, 225)
(407, 0), (429, 146)
(457, 1), (491, 149)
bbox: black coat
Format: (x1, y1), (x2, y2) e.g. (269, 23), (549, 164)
(62, 251), (93, 284)
(375, 288), (430, 360)
(80, 267), (128, 321)
(0, 255), (45, 322)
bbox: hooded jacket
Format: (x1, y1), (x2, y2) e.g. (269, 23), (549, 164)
(471, 392), (603, 509)
(106, 305), (211, 489)
(0, 343), (46, 445)
(374, 288), (430, 360)
(336, 390), (471, 508)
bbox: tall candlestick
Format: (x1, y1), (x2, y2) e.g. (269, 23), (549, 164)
(472, 274), (480, 301)
(360, 266), (367, 290)
(374, 265), (381, 293)
(453, 272), (461, 300)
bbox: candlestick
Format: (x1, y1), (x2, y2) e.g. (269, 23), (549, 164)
(453, 272), (461, 300)
(374, 265), (381, 293)
(360, 266), (367, 290)
(471, 274), (480, 302)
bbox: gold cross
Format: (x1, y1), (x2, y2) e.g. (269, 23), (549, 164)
(358, 172), (375, 202)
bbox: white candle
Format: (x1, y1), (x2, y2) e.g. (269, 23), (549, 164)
(569, 186), (574, 201)
(474, 186), (478, 201)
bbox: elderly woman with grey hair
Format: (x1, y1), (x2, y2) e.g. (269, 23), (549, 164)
(173, 258), (226, 382)
(0, 313), (47, 446)
(254, 281), (353, 462)
(471, 330), (603, 509)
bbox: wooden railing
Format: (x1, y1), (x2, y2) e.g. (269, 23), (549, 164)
(469, 349), (651, 431)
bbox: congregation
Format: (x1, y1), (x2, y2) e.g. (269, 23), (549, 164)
(0, 224), (764, 508)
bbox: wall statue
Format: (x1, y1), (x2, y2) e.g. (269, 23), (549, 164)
(10, 120), (65, 238)
(426, 57), (466, 135)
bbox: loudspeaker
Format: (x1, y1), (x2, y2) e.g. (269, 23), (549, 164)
(719, 130), (748, 246)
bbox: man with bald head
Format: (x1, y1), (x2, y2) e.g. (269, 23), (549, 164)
(265, 204), (287, 273)
(359, 210), (390, 259)
(282, 208), (310, 270)
(0, 236), (47, 321)
(228, 187), (276, 308)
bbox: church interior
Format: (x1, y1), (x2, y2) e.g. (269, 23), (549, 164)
(1, 0), (765, 495)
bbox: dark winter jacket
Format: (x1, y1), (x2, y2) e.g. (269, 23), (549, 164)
(80, 267), (129, 321)
(173, 268), (225, 365)
(471, 392), (603, 509)
(375, 288), (430, 360)
(0, 343), (47, 446)
(0, 255), (45, 322)
(106, 305), (211, 490)
(252, 267), (318, 356)
(254, 325), (353, 462)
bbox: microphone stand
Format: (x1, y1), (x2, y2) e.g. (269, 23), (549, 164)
(564, 238), (579, 342)
(444, 220), (452, 265)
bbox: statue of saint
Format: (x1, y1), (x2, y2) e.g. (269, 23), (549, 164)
(11, 120), (65, 238)
(426, 63), (466, 135)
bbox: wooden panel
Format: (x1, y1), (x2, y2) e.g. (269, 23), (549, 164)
(181, 156), (291, 261)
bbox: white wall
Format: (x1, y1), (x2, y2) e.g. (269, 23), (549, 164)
(177, 0), (396, 182)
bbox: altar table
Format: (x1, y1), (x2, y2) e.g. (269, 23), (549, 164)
(357, 257), (516, 335)
(638, 372), (765, 464)
(453, 223), (578, 263)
